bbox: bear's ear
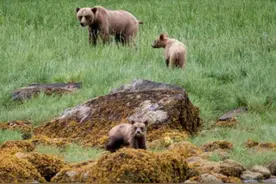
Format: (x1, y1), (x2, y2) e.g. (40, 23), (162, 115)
(76, 7), (80, 13)
(144, 120), (149, 126)
(130, 120), (135, 125)
(91, 7), (97, 14)
(159, 34), (164, 40)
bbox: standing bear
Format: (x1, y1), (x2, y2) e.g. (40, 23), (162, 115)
(105, 120), (148, 152)
(152, 34), (187, 69)
(76, 5), (143, 46)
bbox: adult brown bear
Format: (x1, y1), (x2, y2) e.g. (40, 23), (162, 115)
(76, 6), (143, 46)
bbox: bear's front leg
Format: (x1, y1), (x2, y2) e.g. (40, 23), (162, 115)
(99, 25), (110, 44)
(88, 27), (98, 45)
(138, 138), (147, 150)
(100, 32), (110, 44)
(129, 138), (139, 149)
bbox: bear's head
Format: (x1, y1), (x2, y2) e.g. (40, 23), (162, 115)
(130, 120), (148, 138)
(76, 7), (98, 27)
(152, 34), (169, 48)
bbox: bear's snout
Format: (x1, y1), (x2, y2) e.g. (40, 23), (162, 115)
(80, 23), (85, 27)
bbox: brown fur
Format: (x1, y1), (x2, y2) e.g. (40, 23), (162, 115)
(105, 120), (148, 152)
(76, 6), (143, 46)
(152, 34), (187, 69)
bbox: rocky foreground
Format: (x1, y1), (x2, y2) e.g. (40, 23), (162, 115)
(0, 79), (275, 183)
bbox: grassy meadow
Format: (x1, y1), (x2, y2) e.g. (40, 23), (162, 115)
(0, 0), (276, 166)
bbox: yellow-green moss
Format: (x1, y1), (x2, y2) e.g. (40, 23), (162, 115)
(148, 129), (190, 149)
(0, 140), (35, 153)
(168, 141), (203, 158)
(245, 139), (276, 150)
(0, 120), (33, 134)
(201, 140), (233, 152)
(31, 135), (69, 148)
(216, 119), (237, 127)
(22, 152), (66, 182)
(51, 160), (95, 183)
(87, 148), (188, 183)
(0, 153), (45, 183)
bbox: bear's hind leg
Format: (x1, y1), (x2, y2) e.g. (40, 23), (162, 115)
(165, 57), (170, 67)
(115, 34), (122, 43)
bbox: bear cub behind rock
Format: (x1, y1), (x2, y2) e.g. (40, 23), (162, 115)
(105, 120), (148, 152)
(152, 34), (187, 69)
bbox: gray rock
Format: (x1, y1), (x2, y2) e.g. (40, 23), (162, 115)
(217, 106), (248, 121)
(263, 176), (276, 183)
(268, 160), (276, 176)
(66, 170), (78, 178)
(251, 165), (271, 179)
(184, 180), (198, 183)
(219, 159), (245, 177)
(200, 173), (222, 183)
(31, 180), (40, 183)
(243, 179), (259, 183)
(59, 105), (92, 123)
(241, 170), (263, 181)
(12, 82), (81, 101)
(110, 79), (184, 94)
(127, 100), (169, 125)
(82, 171), (90, 181)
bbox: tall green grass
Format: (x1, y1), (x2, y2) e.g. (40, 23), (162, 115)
(35, 144), (104, 163)
(0, 0), (275, 166)
(0, 130), (22, 144)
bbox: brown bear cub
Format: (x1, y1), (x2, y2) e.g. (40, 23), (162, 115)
(105, 120), (148, 152)
(76, 6), (143, 46)
(152, 34), (187, 69)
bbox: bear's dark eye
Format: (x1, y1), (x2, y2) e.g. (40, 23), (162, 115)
(85, 16), (90, 20)
(79, 16), (82, 20)
(141, 127), (144, 131)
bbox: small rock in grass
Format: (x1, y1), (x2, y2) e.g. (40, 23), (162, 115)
(251, 165), (271, 179)
(200, 173), (222, 183)
(267, 160), (276, 176)
(241, 170), (263, 181)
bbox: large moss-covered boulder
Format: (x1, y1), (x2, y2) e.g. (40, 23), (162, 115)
(34, 79), (202, 147)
